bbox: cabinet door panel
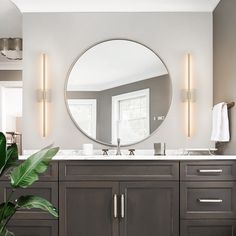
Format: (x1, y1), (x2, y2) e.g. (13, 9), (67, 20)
(59, 181), (119, 236)
(180, 161), (236, 181)
(180, 182), (236, 219)
(0, 182), (58, 219)
(59, 161), (179, 181)
(0, 162), (58, 182)
(181, 220), (236, 236)
(120, 181), (179, 236)
(8, 220), (58, 236)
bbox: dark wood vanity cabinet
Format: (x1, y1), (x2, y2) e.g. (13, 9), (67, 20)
(0, 163), (59, 236)
(59, 161), (179, 236)
(181, 220), (236, 236)
(180, 161), (236, 236)
(59, 181), (119, 236)
(2, 160), (236, 236)
(120, 181), (179, 236)
(7, 220), (58, 236)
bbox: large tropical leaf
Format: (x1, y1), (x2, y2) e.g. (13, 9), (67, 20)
(0, 133), (7, 174)
(5, 144), (18, 169)
(0, 203), (16, 222)
(0, 144), (18, 178)
(16, 195), (58, 218)
(0, 226), (14, 236)
(10, 147), (59, 188)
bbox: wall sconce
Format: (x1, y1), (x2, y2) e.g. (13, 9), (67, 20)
(37, 53), (51, 137)
(181, 53), (196, 137)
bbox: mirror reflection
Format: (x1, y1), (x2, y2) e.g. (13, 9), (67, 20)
(66, 40), (172, 145)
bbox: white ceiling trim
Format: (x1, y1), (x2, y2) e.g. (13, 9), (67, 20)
(11, 0), (221, 13)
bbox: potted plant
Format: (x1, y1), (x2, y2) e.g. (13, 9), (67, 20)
(0, 132), (59, 236)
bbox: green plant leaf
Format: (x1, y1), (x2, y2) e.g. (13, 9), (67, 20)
(6, 144), (18, 169)
(0, 144), (18, 178)
(10, 147), (59, 188)
(0, 203), (16, 222)
(16, 195), (58, 218)
(0, 133), (7, 175)
(0, 226), (14, 236)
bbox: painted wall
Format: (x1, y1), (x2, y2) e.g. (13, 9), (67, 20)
(214, 0), (236, 154)
(22, 13), (213, 150)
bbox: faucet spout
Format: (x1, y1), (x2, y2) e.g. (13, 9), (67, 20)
(116, 138), (122, 155)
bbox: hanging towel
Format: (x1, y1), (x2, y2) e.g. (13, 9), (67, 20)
(211, 102), (230, 142)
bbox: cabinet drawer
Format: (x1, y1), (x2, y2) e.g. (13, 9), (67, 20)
(0, 182), (58, 219)
(181, 220), (236, 236)
(8, 220), (58, 236)
(0, 162), (58, 182)
(180, 182), (236, 219)
(59, 161), (179, 181)
(180, 161), (236, 181)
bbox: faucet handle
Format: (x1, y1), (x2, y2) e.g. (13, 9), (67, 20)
(129, 149), (135, 156)
(102, 149), (109, 156)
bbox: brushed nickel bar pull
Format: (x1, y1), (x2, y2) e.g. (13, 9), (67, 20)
(121, 194), (125, 219)
(198, 169), (223, 174)
(113, 194), (118, 218)
(198, 199), (223, 203)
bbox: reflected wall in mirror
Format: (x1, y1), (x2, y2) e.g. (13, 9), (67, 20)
(65, 39), (172, 146)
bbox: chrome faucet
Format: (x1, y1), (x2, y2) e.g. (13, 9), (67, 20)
(116, 138), (122, 155)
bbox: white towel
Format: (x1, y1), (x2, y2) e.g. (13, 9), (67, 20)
(211, 102), (230, 142)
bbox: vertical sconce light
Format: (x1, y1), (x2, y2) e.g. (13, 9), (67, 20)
(38, 53), (50, 137)
(181, 53), (195, 137)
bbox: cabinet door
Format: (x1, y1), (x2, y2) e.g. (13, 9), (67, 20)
(59, 181), (119, 236)
(180, 182), (236, 219)
(0, 181), (58, 219)
(120, 181), (179, 236)
(8, 220), (58, 236)
(181, 220), (236, 236)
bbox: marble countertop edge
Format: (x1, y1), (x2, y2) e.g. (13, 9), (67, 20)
(18, 155), (236, 161)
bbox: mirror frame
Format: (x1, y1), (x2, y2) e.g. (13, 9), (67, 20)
(64, 38), (172, 147)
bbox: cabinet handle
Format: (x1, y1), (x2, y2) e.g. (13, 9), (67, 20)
(121, 194), (125, 219)
(198, 169), (223, 174)
(198, 198), (223, 203)
(113, 194), (118, 218)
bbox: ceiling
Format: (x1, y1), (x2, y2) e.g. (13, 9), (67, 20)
(0, 0), (22, 69)
(11, 0), (221, 13)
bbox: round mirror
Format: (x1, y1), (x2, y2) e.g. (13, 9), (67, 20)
(65, 39), (172, 146)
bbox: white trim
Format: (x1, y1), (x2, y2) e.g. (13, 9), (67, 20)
(0, 81), (23, 131)
(0, 81), (23, 88)
(112, 88), (150, 144)
(0, 85), (23, 132)
(68, 99), (97, 138)
(0, 62), (23, 70)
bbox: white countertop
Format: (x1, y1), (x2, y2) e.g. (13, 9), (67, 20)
(19, 154), (236, 161)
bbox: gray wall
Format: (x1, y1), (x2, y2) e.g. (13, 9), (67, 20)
(214, 0), (236, 154)
(0, 70), (22, 81)
(67, 75), (171, 143)
(22, 13), (213, 150)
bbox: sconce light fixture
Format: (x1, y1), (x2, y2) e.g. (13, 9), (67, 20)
(181, 53), (196, 137)
(37, 53), (50, 137)
(0, 38), (22, 60)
